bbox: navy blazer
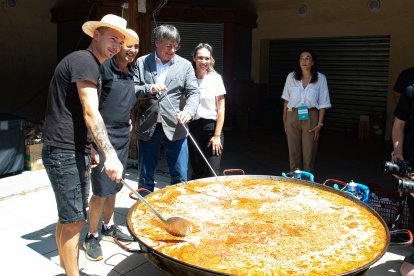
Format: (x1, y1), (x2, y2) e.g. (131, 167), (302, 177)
(134, 52), (200, 141)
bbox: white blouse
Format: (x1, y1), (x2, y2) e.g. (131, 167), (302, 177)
(281, 71), (331, 110)
(195, 72), (226, 120)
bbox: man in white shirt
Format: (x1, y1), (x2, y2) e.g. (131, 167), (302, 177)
(133, 24), (199, 193)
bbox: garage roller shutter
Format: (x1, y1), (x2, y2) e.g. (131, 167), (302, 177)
(269, 36), (390, 132)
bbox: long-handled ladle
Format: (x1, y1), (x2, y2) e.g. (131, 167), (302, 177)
(162, 91), (232, 201)
(121, 179), (193, 237)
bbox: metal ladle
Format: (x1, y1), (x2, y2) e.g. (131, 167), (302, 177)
(121, 179), (193, 237)
(162, 91), (232, 201)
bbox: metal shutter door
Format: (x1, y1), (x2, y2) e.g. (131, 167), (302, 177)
(269, 36), (390, 132)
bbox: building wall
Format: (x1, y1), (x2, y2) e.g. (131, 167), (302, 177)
(251, 0), (414, 138)
(2, 0), (413, 134)
(0, 0), (57, 121)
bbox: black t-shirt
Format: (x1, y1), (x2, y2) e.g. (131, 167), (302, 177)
(394, 67), (414, 94)
(99, 57), (136, 126)
(43, 50), (101, 153)
(395, 91), (412, 121)
(394, 90), (414, 163)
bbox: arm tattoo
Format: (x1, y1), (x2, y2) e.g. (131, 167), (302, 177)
(90, 118), (115, 156)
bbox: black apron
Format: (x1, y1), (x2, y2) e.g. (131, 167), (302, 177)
(91, 72), (136, 189)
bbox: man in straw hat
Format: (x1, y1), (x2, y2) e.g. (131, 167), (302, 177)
(84, 29), (139, 261)
(42, 14), (135, 276)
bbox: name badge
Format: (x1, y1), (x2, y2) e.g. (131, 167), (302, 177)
(298, 105), (309, 121)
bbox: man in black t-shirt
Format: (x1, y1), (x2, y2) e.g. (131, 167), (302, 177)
(393, 67), (414, 104)
(392, 87), (414, 276)
(42, 14), (136, 276)
(84, 29), (139, 261)
(393, 88), (414, 165)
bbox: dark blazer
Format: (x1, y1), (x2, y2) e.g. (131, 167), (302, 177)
(134, 52), (200, 141)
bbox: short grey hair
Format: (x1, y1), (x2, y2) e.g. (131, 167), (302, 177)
(153, 25), (181, 44)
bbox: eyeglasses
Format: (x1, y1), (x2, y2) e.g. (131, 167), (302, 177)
(164, 44), (180, 51)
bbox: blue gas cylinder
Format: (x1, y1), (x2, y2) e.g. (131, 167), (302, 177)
(338, 180), (371, 205)
(282, 169), (314, 182)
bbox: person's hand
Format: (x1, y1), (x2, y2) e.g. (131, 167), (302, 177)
(208, 135), (223, 156)
(176, 111), (192, 125)
(90, 147), (100, 169)
(308, 124), (322, 142)
(392, 151), (403, 163)
(391, 151), (406, 180)
(103, 153), (124, 183)
(151, 83), (167, 95)
(388, 151), (411, 181)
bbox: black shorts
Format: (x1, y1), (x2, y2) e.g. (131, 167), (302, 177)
(405, 250), (414, 265)
(42, 145), (91, 223)
(91, 126), (130, 197)
(91, 156), (123, 197)
(91, 147), (128, 197)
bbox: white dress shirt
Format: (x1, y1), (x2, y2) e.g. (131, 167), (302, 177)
(155, 54), (174, 122)
(281, 71), (331, 110)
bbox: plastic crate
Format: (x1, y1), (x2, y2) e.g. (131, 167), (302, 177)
(370, 193), (413, 230)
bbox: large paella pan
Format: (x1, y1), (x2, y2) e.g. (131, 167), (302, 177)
(127, 175), (390, 276)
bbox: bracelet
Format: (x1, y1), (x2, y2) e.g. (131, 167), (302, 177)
(318, 122), (324, 127)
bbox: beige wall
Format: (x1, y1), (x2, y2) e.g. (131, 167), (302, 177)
(0, 0), (57, 121)
(251, 0), (414, 138)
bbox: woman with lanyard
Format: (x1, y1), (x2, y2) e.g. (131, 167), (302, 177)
(282, 49), (331, 173)
(189, 43), (226, 179)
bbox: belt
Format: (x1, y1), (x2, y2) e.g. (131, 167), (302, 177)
(291, 107), (318, 111)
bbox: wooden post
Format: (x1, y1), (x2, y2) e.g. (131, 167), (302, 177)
(126, 0), (152, 55)
(128, 0), (138, 30)
(138, 0), (153, 56)
(128, 0), (153, 160)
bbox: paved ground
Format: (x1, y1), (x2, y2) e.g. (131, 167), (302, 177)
(0, 129), (412, 275)
(0, 166), (172, 276)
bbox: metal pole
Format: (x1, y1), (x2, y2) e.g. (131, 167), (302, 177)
(163, 92), (232, 201)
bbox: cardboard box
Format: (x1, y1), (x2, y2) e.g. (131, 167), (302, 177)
(370, 112), (385, 141)
(358, 115), (370, 140)
(25, 143), (44, 171)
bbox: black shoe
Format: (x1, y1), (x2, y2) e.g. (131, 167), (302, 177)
(101, 225), (134, 242)
(79, 268), (100, 276)
(83, 234), (103, 261)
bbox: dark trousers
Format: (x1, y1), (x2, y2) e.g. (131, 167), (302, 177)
(137, 124), (188, 192)
(188, 118), (224, 180)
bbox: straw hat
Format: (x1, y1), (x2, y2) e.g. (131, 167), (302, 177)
(125, 28), (139, 46)
(82, 14), (136, 46)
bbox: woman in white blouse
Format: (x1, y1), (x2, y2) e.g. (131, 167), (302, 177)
(281, 49), (331, 173)
(189, 43), (226, 179)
